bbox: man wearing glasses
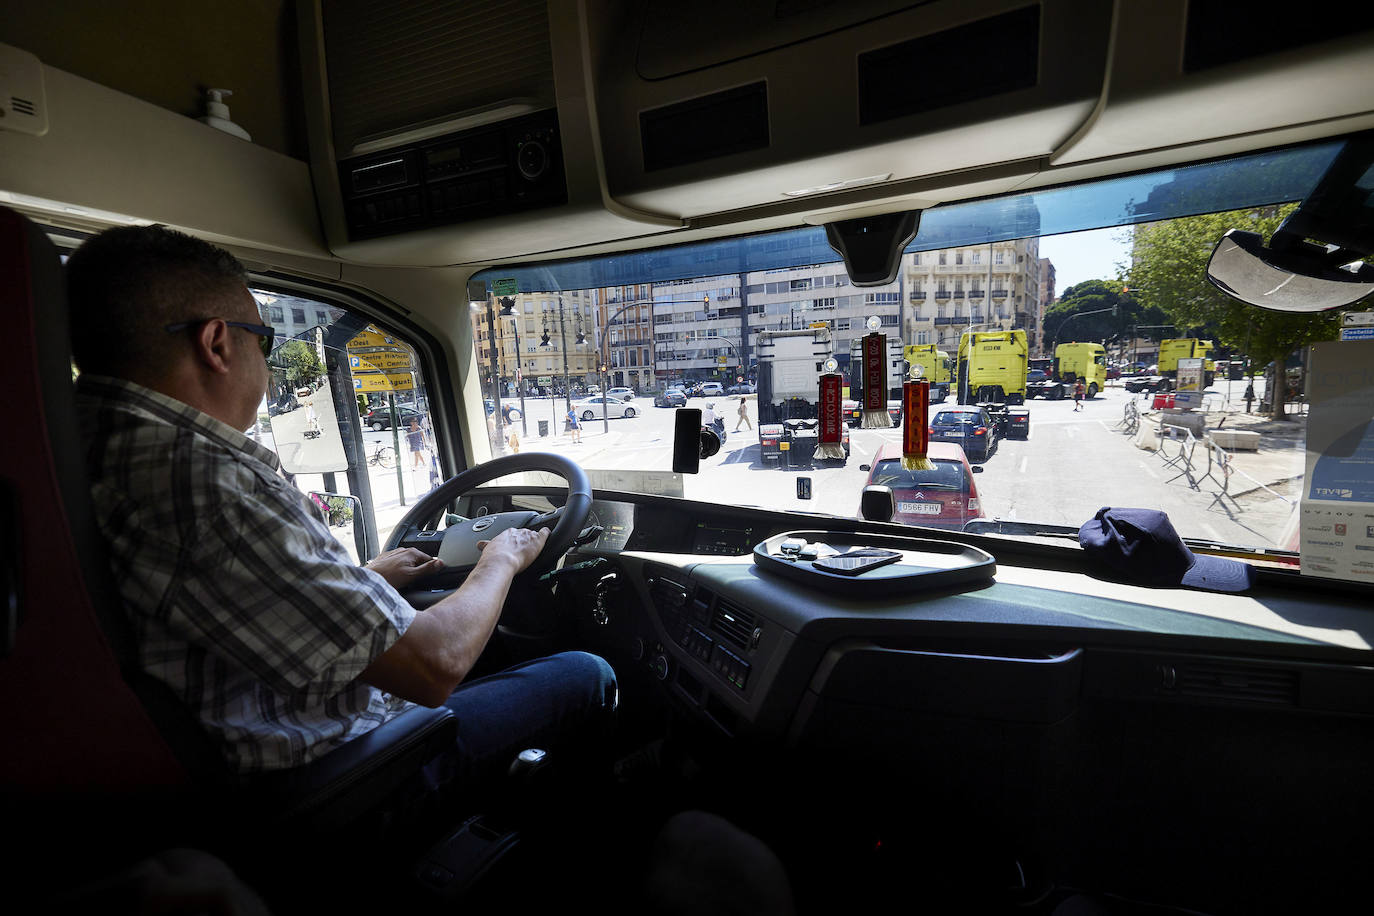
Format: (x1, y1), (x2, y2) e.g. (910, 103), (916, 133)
(65, 225), (615, 792)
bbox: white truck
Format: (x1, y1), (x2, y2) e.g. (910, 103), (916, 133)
(756, 328), (850, 467)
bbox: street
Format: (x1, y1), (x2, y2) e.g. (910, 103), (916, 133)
(271, 379), (1303, 560)
(484, 384), (1303, 552)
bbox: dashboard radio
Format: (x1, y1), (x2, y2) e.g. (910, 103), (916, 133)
(337, 110), (567, 240)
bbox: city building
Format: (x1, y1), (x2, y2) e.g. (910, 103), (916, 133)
(596, 284), (655, 391)
(471, 290), (599, 396)
(1037, 257), (1056, 356)
(901, 240), (1041, 353)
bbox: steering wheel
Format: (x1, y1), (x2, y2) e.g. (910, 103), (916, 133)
(383, 452), (592, 605)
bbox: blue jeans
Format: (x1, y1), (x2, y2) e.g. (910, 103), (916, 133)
(419, 651), (618, 794)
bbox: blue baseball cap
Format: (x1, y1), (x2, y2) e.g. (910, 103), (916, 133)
(1078, 507), (1255, 593)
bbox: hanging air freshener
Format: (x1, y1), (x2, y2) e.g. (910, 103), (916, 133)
(860, 327), (889, 428)
(814, 370), (845, 460)
(902, 378), (934, 470)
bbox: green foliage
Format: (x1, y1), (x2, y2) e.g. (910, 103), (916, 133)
(1044, 279), (1169, 347)
(274, 339), (324, 385)
(1129, 205), (1348, 416)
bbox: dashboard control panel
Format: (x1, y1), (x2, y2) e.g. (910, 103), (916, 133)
(648, 572), (760, 695)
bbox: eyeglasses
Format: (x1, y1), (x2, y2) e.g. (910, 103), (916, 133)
(165, 319), (275, 357)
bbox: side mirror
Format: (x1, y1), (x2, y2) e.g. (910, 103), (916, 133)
(309, 491), (367, 562)
(860, 485), (896, 522)
(859, 464), (872, 472)
(971, 465), (984, 473)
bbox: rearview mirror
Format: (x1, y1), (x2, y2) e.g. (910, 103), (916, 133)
(1206, 229), (1374, 312)
(267, 333), (349, 474)
(1207, 131), (1374, 312)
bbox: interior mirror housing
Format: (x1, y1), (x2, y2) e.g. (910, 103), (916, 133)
(823, 210), (920, 286)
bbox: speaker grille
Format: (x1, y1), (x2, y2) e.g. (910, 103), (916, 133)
(323, 0), (554, 154)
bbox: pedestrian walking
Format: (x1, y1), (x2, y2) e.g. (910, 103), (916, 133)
(1073, 379), (1085, 411)
(566, 406), (582, 443)
(734, 396), (751, 431)
(407, 418), (428, 467)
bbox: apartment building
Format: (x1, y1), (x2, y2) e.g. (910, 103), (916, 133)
(902, 240), (1041, 353)
(596, 284), (656, 391)
(1037, 257), (1057, 356)
(470, 290), (599, 394)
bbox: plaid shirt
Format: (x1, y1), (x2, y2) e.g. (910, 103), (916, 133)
(76, 376), (416, 774)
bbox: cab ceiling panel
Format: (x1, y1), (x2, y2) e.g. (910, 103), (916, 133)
(1049, 0), (1374, 167)
(598, 0), (1111, 219)
(323, 0), (555, 156)
(300, 0), (681, 267)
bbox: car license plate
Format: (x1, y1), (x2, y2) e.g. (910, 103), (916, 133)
(898, 501), (942, 515)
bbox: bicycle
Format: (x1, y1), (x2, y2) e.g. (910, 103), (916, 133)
(367, 443), (396, 469)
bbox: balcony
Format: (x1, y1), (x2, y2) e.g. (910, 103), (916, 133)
(934, 317), (965, 325)
(934, 291), (952, 299)
(991, 289), (1009, 298)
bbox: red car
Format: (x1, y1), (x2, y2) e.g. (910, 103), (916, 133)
(859, 442), (984, 530)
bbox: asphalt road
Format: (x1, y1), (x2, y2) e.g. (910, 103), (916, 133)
(504, 389), (1298, 551)
(271, 384), (1298, 557)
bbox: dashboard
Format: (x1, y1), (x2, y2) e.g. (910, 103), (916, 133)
(459, 487), (1374, 749)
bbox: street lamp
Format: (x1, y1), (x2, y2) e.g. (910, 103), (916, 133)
(498, 297), (528, 436)
(468, 297), (506, 456)
(539, 295), (577, 415)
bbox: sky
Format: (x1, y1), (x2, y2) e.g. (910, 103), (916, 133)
(1038, 225), (1134, 296)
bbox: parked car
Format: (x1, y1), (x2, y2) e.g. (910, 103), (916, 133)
(700, 382), (725, 397)
(575, 395), (637, 420)
(606, 386), (635, 401)
(363, 405), (423, 431)
(860, 442), (984, 530)
(928, 405), (999, 462)
(655, 388), (687, 407)
(1105, 367), (1122, 380)
(1123, 375), (1166, 393)
(1026, 369), (1050, 384)
(726, 382), (755, 395)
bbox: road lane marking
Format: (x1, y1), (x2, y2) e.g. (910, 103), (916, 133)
(1019, 457), (1028, 474)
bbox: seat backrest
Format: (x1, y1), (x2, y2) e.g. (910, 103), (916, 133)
(0, 207), (189, 794)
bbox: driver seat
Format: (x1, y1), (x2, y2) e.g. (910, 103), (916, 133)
(0, 207), (458, 876)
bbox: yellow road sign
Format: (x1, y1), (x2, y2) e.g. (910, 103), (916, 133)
(349, 351), (412, 371)
(351, 370), (414, 392)
(347, 326), (397, 349)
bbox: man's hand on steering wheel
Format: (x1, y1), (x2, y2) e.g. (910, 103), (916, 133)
(476, 527), (550, 577)
(366, 547), (446, 590)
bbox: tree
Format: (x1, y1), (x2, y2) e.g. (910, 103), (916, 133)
(275, 339), (324, 387)
(1128, 206), (1348, 419)
(1044, 279), (1169, 352)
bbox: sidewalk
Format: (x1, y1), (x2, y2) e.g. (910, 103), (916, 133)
(1132, 398), (1306, 499)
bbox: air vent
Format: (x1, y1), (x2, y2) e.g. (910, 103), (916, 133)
(1176, 661), (1298, 707)
(711, 599), (756, 650)
(1183, 0), (1361, 73)
(11, 96), (36, 116)
(858, 5), (1040, 125)
(640, 82), (769, 172)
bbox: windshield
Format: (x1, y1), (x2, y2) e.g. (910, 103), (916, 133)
(469, 139), (1371, 557)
